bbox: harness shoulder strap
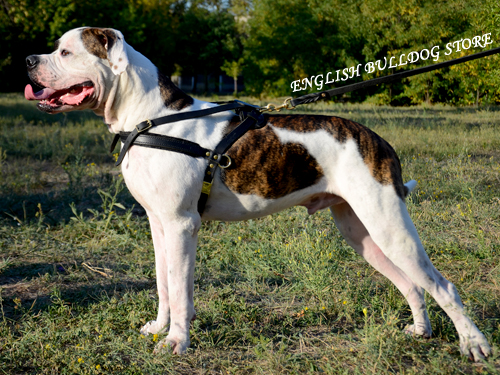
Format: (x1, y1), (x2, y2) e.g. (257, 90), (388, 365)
(112, 101), (253, 166)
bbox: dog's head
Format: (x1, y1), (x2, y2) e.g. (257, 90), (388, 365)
(25, 27), (129, 114)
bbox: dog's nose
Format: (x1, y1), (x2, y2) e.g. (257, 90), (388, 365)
(26, 55), (40, 70)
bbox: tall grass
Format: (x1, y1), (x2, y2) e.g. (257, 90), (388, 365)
(0, 93), (499, 374)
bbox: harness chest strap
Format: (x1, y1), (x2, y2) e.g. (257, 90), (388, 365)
(197, 111), (266, 213)
(112, 101), (250, 166)
(110, 102), (266, 214)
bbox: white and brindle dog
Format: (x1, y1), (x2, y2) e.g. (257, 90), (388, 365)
(25, 27), (490, 361)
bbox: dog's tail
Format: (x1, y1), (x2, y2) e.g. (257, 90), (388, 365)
(403, 180), (417, 197)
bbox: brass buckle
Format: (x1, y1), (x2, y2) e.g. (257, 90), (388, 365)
(260, 97), (295, 113)
(219, 154), (232, 169)
(137, 119), (153, 133)
(201, 181), (212, 195)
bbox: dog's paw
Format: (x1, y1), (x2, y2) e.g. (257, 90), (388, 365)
(459, 333), (491, 362)
(404, 324), (432, 338)
(154, 336), (190, 355)
(140, 320), (168, 336)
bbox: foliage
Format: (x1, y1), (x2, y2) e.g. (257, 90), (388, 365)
(242, 0), (361, 98)
(2, 0), (500, 102)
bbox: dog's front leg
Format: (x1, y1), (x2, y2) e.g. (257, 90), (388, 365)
(140, 213), (170, 336)
(153, 212), (199, 355)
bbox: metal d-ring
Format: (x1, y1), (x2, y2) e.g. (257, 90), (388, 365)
(219, 154), (232, 169)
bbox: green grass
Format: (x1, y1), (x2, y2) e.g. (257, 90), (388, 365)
(0, 93), (499, 374)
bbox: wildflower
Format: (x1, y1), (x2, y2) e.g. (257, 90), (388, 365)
(343, 301), (347, 305)
(96, 364), (101, 370)
(78, 358), (84, 363)
(153, 334), (158, 342)
(363, 308), (368, 317)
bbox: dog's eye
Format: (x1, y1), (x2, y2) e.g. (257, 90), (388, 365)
(61, 50), (71, 57)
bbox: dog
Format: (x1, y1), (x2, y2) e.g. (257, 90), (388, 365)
(25, 27), (490, 361)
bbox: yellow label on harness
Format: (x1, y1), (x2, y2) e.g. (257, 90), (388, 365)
(201, 181), (212, 195)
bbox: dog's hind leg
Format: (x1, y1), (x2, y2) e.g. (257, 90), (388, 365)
(140, 213), (170, 336)
(330, 202), (432, 337)
(345, 186), (490, 361)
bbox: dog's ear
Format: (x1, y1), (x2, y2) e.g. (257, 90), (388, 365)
(82, 28), (129, 75)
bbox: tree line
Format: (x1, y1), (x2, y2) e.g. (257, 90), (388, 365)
(2, 0), (499, 105)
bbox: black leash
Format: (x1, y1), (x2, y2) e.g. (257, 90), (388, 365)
(289, 46), (500, 107)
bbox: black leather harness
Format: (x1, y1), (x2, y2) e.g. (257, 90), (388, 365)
(110, 46), (500, 215)
(110, 100), (267, 214)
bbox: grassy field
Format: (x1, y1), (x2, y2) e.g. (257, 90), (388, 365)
(0, 93), (499, 374)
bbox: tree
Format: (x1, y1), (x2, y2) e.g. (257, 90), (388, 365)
(356, 0), (475, 105)
(242, 0), (362, 98)
(1, 0), (184, 92)
(447, 0), (500, 105)
(175, 1), (240, 93)
(221, 58), (244, 95)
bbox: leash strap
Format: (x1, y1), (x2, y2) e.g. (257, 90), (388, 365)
(290, 46), (500, 107)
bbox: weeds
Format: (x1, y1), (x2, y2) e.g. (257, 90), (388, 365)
(0, 94), (499, 374)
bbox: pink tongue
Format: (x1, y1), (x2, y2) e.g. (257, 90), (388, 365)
(63, 87), (94, 105)
(24, 84), (57, 101)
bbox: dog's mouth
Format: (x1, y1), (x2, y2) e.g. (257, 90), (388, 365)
(24, 81), (95, 113)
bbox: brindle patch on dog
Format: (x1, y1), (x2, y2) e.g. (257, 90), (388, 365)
(221, 116), (324, 199)
(81, 28), (117, 59)
(157, 70), (194, 110)
(222, 114), (406, 199)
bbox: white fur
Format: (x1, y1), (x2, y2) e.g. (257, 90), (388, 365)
(28, 28), (491, 361)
